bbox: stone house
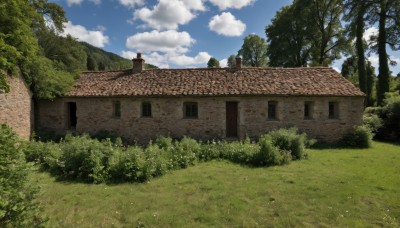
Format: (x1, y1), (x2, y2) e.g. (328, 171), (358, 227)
(37, 54), (365, 143)
(0, 73), (34, 139)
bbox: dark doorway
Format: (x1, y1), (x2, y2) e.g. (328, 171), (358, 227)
(67, 102), (77, 129)
(226, 102), (238, 137)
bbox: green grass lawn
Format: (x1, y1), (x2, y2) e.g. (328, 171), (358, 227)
(32, 141), (400, 227)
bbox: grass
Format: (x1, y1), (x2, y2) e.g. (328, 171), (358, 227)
(31, 141), (400, 227)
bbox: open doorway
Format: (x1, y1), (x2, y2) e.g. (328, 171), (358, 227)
(67, 102), (77, 129)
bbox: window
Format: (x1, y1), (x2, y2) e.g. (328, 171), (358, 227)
(304, 101), (314, 119)
(184, 102), (198, 118)
(142, 102), (152, 117)
(268, 101), (278, 120)
(328, 102), (339, 119)
(113, 101), (121, 118)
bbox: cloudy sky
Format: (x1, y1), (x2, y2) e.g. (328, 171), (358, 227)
(52, 0), (399, 74)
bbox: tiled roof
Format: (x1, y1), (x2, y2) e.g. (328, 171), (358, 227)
(66, 67), (365, 97)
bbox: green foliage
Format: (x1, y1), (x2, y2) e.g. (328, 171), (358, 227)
(227, 55), (236, 68)
(362, 113), (383, 135)
(219, 139), (259, 164)
(380, 95), (400, 140)
(238, 34), (268, 67)
(107, 146), (145, 182)
(340, 125), (372, 148)
(207, 57), (220, 68)
(254, 137), (289, 166)
(80, 42), (158, 71)
(0, 125), (44, 227)
(59, 134), (114, 183)
(266, 0), (349, 67)
(266, 4), (311, 67)
(24, 130), (316, 184)
(172, 137), (200, 168)
(264, 128), (311, 160)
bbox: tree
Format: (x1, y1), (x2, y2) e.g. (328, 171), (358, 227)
(0, 0), (75, 99)
(227, 55), (236, 68)
(369, 0), (400, 105)
(0, 125), (43, 226)
(265, 0), (349, 67)
(305, 0), (350, 66)
(207, 57), (220, 68)
(86, 54), (97, 71)
(238, 34), (268, 67)
(266, 4), (312, 67)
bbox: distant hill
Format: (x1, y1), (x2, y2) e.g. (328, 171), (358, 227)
(81, 42), (158, 71)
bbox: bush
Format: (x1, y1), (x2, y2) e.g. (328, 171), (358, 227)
(142, 143), (169, 181)
(59, 134), (115, 183)
(24, 140), (62, 173)
(219, 138), (259, 165)
(172, 137), (200, 169)
(381, 96), (400, 141)
(198, 140), (221, 161)
(107, 146), (145, 182)
(362, 113), (383, 135)
(0, 125), (44, 227)
(341, 125), (372, 148)
(264, 128), (310, 160)
(253, 136), (290, 166)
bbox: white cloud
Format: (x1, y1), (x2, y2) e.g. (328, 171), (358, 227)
(66, 0), (101, 6)
(121, 51), (212, 68)
(208, 0), (255, 10)
(181, 0), (207, 11)
(209, 12), (246, 36)
(332, 66), (340, 73)
(169, 52), (211, 66)
(118, 0), (145, 8)
(134, 0), (197, 30)
(368, 55), (379, 69)
(220, 58), (228, 67)
(126, 30), (195, 53)
(364, 27), (378, 44)
(62, 21), (109, 48)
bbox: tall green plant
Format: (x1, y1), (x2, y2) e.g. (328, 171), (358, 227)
(0, 125), (44, 226)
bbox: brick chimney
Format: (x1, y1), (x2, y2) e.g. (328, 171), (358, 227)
(235, 56), (242, 69)
(132, 53), (145, 73)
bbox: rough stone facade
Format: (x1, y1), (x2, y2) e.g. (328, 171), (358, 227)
(37, 95), (364, 143)
(0, 74), (33, 139)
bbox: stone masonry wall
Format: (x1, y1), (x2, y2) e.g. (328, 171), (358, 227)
(37, 96), (364, 143)
(0, 74), (33, 139)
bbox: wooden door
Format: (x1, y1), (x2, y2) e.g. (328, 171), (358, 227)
(226, 102), (238, 137)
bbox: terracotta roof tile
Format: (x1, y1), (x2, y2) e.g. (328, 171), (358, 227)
(66, 67), (365, 97)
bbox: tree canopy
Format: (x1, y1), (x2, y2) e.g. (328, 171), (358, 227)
(207, 57), (220, 68)
(238, 34), (268, 67)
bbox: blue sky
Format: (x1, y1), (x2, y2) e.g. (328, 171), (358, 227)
(52, 0), (399, 74)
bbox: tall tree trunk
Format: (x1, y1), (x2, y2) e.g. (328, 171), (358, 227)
(356, 5), (367, 105)
(377, 0), (390, 106)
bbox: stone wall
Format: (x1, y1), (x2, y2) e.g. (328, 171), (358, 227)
(0, 74), (33, 139)
(37, 96), (364, 143)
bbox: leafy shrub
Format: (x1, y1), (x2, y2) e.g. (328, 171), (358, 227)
(0, 125), (44, 227)
(253, 136), (290, 166)
(171, 137), (200, 168)
(362, 113), (383, 135)
(142, 143), (169, 181)
(24, 140), (62, 172)
(59, 134), (115, 183)
(341, 125), (372, 148)
(107, 146), (145, 182)
(219, 138), (259, 164)
(264, 128), (310, 160)
(381, 96), (400, 141)
(198, 140), (221, 161)
(155, 135), (174, 151)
